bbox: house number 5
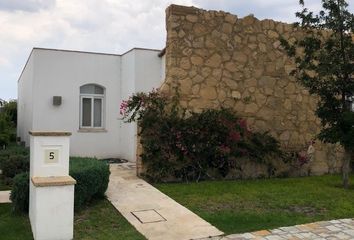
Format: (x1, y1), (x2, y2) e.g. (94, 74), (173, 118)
(45, 149), (59, 163)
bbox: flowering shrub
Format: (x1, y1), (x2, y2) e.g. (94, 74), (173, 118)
(297, 151), (310, 166)
(282, 147), (312, 174)
(122, 90), (282, 182)
(120, 89), (166, 122)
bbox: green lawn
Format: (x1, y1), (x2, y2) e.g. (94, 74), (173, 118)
(0, 199), (145, 240)
(156, 174), (354, 234)
(0, 204), (32, 240)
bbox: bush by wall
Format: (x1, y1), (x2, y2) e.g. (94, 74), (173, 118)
(10, 172), (29, 212)
(10, 157), (110, 212)
(70, 157), (110, 208)
(121, 90), (284, 182)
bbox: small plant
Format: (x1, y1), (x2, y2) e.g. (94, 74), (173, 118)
(282, 146), (311, 172)
(297, 151), (310, 166)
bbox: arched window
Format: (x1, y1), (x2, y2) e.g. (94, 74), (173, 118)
(80, 84), (105, 128)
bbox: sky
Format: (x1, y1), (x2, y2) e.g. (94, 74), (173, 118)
(0, 0), (353, 100)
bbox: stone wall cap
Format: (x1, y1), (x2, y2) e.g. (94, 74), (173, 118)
(29, 131), (72, 136)
(31, 176), (76, 187)
(167, 4), (198, 15)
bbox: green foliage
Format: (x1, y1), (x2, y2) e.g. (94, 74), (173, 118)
(121, 91), (282, 182)
(120, 89), (166, 123)
(0, 114), (14, 147)
(10, 157), (110, 213)
(280, 0), (354, 149)
(10, 172), (29, 213)
(280, 0), (354, 187)
(2, 100), (17, 126)
(1, 155), (29, 180)
(0, 100), (17, 147)
(70, 157), (110, 209)
(0, 144), (29, 184)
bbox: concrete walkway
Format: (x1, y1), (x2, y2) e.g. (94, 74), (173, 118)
(200, 218), (354, 240)
(106, 163), (223, 240)
(0, 190), (11, 203)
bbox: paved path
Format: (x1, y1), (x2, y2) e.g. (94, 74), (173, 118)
(106, 163), (223, 240)
(0, 190), (11, 203)
(199, 218), (354, 240)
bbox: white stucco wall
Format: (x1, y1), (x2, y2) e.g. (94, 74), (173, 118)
(18, 52), (35, 145)
(120, 50), (136, 161)
(30, 184), (75, 240)
(18, 48), (165, 161)
(30, 49), (121, 158)
(119, 49), (164, 161)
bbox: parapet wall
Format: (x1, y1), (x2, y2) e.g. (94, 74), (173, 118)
(159, 4), (343, 175)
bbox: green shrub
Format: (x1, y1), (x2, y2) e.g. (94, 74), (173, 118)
(0, 114), (13, 147)
(0, 144), (29, 160)
(10, 157), (110, 213)
(2, 100), (17, 126)
(10, 172), (29, 213)
(0, 144), (29, 186)
(1, 155), (29, 179)
(69, 157), (110, 208)
(0, 100), (17, 147)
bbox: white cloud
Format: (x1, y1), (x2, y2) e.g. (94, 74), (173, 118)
(0, 0), (55, 12)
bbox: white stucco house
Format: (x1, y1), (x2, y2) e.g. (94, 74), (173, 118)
(17, 47), (165, 161)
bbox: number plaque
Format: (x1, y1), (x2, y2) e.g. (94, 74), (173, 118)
(44, 149), (59, 164)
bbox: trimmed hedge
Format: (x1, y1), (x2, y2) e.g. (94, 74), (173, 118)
(1, 155), (29, 179)
(0, 144), (29, 185)
(10, 172), (29, 212)
(10, 157), (110, 212)
(70, 157), (110, 208)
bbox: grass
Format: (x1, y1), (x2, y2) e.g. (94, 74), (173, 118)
(74, 199), (145, 240)
(0, 204), (32, 240)
(0, 199), (145, 240)
(155, 174), (354, 234)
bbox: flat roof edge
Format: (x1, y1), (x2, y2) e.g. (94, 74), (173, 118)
(32, 47), (162, 56)
(32, 47), (121, 56)
(18, 46), (164, 82)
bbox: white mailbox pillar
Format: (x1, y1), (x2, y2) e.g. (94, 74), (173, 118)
(29, 131), (76, 240)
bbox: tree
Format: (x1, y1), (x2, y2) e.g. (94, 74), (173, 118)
(281, 0), (354, 188)
(2, 100), (17, 126)
(0, 100), (17, 148)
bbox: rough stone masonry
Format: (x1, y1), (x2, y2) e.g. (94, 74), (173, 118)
(157, 4), (344, 175)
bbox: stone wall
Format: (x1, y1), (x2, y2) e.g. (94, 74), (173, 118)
(159, 4), (343, 175)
